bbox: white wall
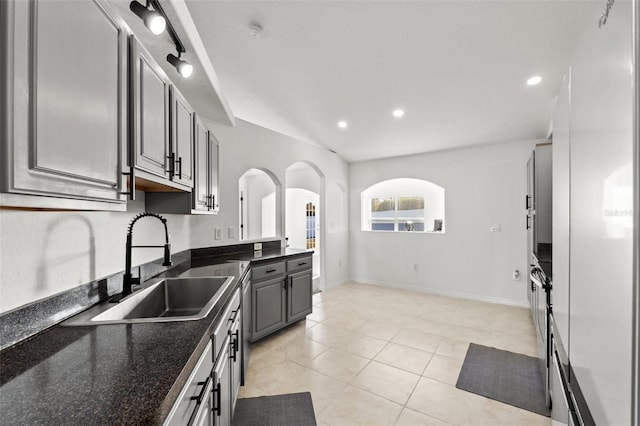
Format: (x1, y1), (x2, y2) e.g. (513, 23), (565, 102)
(189, 118), (350, 289)
(0, 119), (350, 314)
(0, 194), (191, 313)
(349, 140), (538, 306)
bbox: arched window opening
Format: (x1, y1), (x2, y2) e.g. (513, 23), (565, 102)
(361, 178), (445, 233)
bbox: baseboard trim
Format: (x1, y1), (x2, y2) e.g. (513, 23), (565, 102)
(324, 279), (350, 291)
(348, 277), (529, 308)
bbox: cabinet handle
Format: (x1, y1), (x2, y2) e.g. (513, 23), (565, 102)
(298, 262), (307, 266)
(211, 195), (216, 209)
(526, 215), (531, 230)
(175, 156), (183, 179)
(166, 153), (175, 178)
(525, 195), (531, 210)
(120, 165), (136, 201)
(289, 276), (293, 288)
(230, 330), (239, 361)
(189, 378), (211, 404)
(266, 269), (277, 273)
(212, 382), (221, 416)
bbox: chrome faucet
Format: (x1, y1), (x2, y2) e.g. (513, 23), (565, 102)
(113, 212), (172, 302)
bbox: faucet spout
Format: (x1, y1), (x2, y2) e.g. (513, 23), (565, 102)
(116, 212), (172, 301)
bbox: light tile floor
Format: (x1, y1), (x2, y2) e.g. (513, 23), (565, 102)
(240, 282), (550, 426)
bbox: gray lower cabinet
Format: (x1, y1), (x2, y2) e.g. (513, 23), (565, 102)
(164, 341), (214, 426)
(251, 255), (313, 342)
(229, 311), (242, 414)
(252, 276), (287, 341)
(213, 337), (231, 426)
(287, 269), (313, 323)
(0, 0), (127, 209)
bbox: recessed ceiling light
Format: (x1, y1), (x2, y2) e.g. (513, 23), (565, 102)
(527, 76), (542, 86)
(392, 109), (405, 118)
(337, 121), (348, 129)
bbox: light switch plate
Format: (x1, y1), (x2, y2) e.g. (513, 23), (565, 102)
(490, 224), (502, 232)
(215, 228), (222, 240)
(228, 227), (235, 239)
(254, 242), (262, 250)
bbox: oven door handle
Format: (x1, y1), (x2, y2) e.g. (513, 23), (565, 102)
(530, 269), (544, 289)
(530, 268), (552, 291)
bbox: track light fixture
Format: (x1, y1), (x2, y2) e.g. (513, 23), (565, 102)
(130, 0), (195, 79)
(129, 1), (166, 35)
(167, 53), (193, 78)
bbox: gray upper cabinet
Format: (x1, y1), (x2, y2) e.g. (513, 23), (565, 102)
(146, 115), (218, 214)
(193, 116), (219, 213)
(170, 86), (194, 188)
(130, 35), (171, 183)
(0, 0), (127, 209)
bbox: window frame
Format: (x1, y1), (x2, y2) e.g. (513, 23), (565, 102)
(368, 195), (426, 232)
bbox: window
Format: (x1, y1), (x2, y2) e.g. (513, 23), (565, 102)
(361, 178), (445, 233)
(306, 202), (316, 249)
(370, 196), (425, 232)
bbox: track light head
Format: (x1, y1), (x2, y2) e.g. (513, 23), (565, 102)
(167, 54), (193, 78)
(130, 1), (166, 35)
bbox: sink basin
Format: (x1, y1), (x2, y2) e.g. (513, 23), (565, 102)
(63, 276), (234, 326)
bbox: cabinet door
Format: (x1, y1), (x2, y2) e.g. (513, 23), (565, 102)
(1, 0), (126, 204)
(251, 277), (286, 341)
(131, 35), (170, 179)
(230, 315), (241, 415)
(208, 132), (220, 212)
(170, 86), (194, 188)
(213, 338), (231, 426)
(192, 379), (214, 426)
(193, 116), (210, 211)
(287, 269), (313, 323)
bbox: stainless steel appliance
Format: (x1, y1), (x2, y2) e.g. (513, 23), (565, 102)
(550, 316), (595, 426)
(529, 256), (551, 407)
(527, 143), (553, 409)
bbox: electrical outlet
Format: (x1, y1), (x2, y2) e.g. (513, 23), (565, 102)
(490, 224), (502, 232)
(254, 242), (262, 251)
(215, 228), (222, 240)
(228, 227), (235, 239)
(513, 270), (520, 281)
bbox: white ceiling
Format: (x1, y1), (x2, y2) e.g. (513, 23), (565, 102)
(183, 0), (603, 162)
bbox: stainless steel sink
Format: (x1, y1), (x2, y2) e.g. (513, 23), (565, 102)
(63, 276), (234, 326)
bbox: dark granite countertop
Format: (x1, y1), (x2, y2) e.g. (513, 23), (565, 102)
(0, 247), (312, 425)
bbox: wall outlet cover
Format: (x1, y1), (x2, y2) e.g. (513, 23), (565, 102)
(254, 242), (262, 250)
(215, 228), (222, 240)
(228, 227), (235, 239)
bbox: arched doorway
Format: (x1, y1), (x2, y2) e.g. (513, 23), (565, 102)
(285, 162), (324, 292)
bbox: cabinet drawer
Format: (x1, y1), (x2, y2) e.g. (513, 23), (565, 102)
(251, 261), (285, 281)
(213, 289), (240, 358)
(164, 341), (213, 426)
(287, 256), (312, 273)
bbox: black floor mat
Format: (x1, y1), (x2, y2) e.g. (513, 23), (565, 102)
(455, 343), (550, 417)
(232, 392), (317, 426)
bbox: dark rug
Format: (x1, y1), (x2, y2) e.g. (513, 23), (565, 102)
(455, 343), (550, 417)
(232, 392), (316, 426)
